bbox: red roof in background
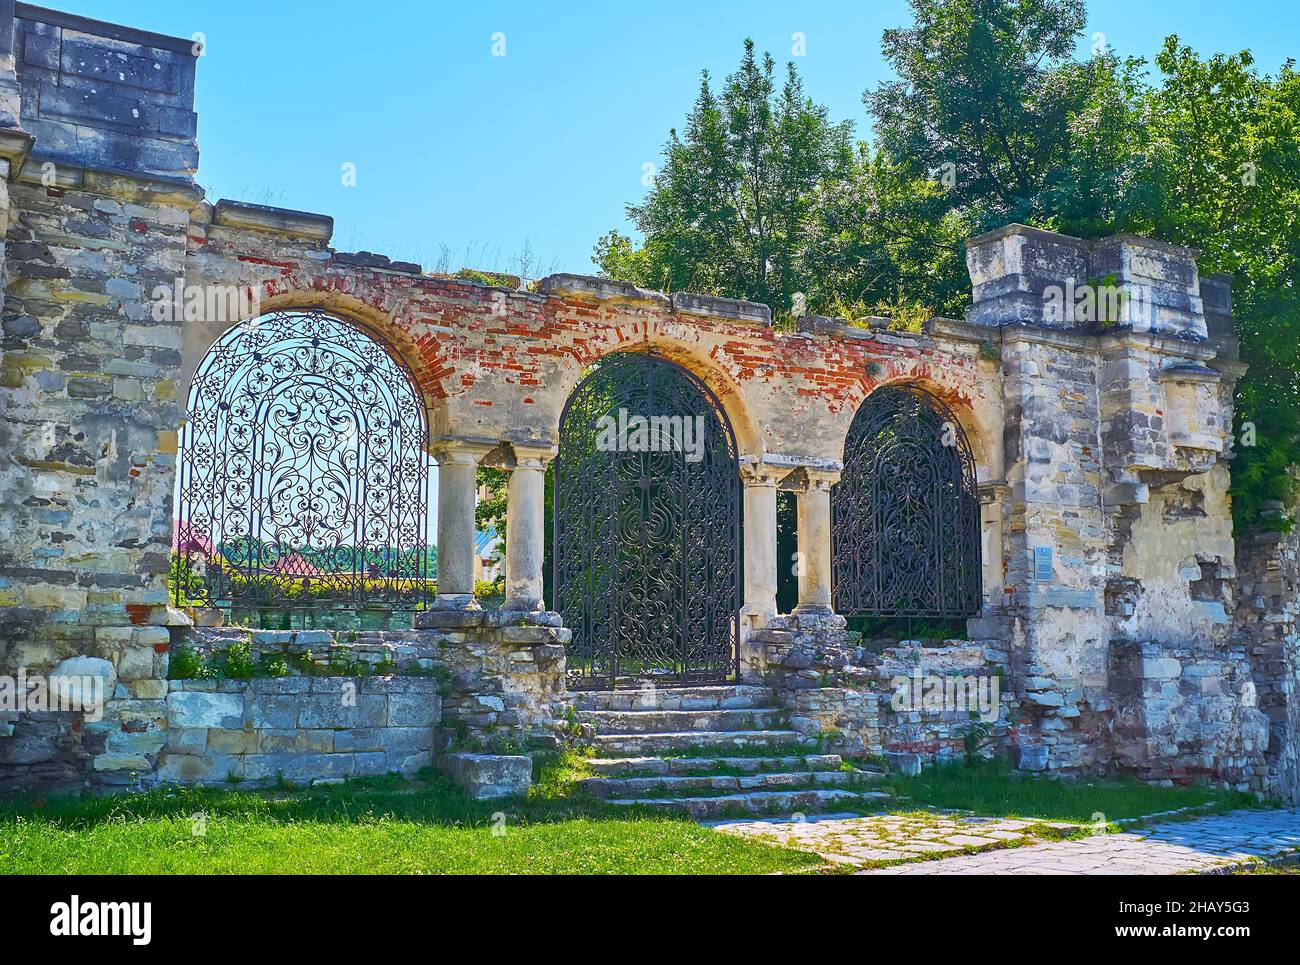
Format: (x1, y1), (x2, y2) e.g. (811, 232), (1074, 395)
(268, 552), (325, 577)
(171, 522), (214, 556)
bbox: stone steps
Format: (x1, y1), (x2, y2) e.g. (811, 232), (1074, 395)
(580, 767), (883, 799)
(587, 753), (851, 777)
(578, 707), (787, 734)
(589, 728), (809, 757)
(574, 685), (775, 712)
(606, 787), (893, 820)
(578, 683), (892, 817)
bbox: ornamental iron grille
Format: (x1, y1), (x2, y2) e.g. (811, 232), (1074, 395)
(554, 352), (741, 688)
(832, 384), (981, 617)
(173, 309), (432, 617)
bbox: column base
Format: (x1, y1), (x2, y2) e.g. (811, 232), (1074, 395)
(429, 593), (480, 611)
(792, 602), (834, 617)
(500, 599), (546, 615)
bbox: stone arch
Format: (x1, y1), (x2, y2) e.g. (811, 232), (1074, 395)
(553, 350), (743, 687)
(178, 288), (450, 449)
(855, 374), (998, 484)
(173, 305), (436, 621)
(553, 333), (764, 463)
(831, 379), (984, 618)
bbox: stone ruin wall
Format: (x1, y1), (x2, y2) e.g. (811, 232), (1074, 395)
(1235, 503), (1300, 803)
(0, 3), (1295, 798)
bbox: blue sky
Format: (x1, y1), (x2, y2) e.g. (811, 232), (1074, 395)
(69, 0), (1296, 277)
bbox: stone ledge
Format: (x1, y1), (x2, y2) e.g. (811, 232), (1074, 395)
(332, 250), (421, 274)
(1157, 362), (1221, 384)
(212, 199), (334, 241)
(537, 273), (670, 308)
(16, 5), (198, 54)
(671, 291), (772, 326)
(414, 609), (487, 629)
(15, 157), (204, 205)
(0, 126), (35, 173)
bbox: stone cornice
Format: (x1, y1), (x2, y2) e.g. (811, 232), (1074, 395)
(996, 320), (1220, 361)
(670, 292), (772, 327)
(1097, 329), (1217, 361)
(15, 155), (204, 206)
(534, 275), (773, 326)
(743, 457), (842, 481)
(966, 221), (1201, 260)
(15, 2), (196, 54)
(212, 199), (333, 242)
(926, 316), (998, 346)
(0, 125), (34, 176)
(536, 273), (670, 310)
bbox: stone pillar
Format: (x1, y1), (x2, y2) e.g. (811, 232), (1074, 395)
(738, 461), (779, 681)
(502, 447), (554, 612)
(740, 462), (779, 628)
(794, 469), (838, 614)
(432, 442), (485, 609)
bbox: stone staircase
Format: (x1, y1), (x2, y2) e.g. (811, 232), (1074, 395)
(575, 684), (891, 818)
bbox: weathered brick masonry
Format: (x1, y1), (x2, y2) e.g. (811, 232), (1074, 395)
(0, 5), (1295, 799)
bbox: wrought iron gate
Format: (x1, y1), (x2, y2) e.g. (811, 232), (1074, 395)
(173, 308), (432, 617)
(554, 352), (741, 688)
(832, 384), (981, 617)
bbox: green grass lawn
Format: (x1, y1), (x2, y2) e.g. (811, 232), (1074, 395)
(0, 754), (821, 875)
(0, 754), (1263, 874)
(884, 758), (1260, 823)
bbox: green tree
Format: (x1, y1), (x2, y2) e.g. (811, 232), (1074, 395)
(596, 39), (855, 316)
(868, 0), (1092, 227)
(597, 0), (1300, 529)
(1137, 40), (1300, 527)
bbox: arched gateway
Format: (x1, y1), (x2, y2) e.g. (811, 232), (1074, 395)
(832, 384), (981, 618)
(554, 352), (742, 688)
(174, 309), (432, 622)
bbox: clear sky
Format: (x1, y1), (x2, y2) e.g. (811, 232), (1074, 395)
(65, 0), (1298, 278)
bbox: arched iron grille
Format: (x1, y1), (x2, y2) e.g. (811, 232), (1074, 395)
(832, 384), (981, 617)
(554, 352), (741, 688)
(174, 309), (432, 616)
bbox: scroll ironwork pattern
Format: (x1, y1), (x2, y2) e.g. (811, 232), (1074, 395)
(174, 309), (431, 616)
(832, 384), (981, 617)
(554, 353), (741, 688)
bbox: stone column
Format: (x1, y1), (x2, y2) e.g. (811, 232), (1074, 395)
(432, 442), (485, 609)
(740, 462), (779, 629)
(502, 447), (554, 612)
(794, 469), (839, 614)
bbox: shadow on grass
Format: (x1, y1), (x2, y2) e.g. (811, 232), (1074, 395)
(0, 751), (635, 832)
(1, 754), (1267, 833)
(882, 757), (1263, 823)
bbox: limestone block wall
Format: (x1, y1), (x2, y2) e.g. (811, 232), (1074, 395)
(419, 608), (570, 754)
(965, 224), (1252, 778)
(186, 627), (444, 675)
(1236, 512), (1300, 802)
(160, 675), (441, 786)
(0, 2), (1293, 798)
(870, 642), (1021, 772)
(1108, 639), (1269, 790)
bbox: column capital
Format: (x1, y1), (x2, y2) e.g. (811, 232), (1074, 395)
(479, 441), (558, 472)
(778, 465), (841, 492)
(512, 444), (558, 471)
(431, 439), (495, 467)
(739, 461), (781, 487)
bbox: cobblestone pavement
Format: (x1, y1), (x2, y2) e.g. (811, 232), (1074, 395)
(711, 808), (1300, 874)
(710, 811), (1081, 865)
